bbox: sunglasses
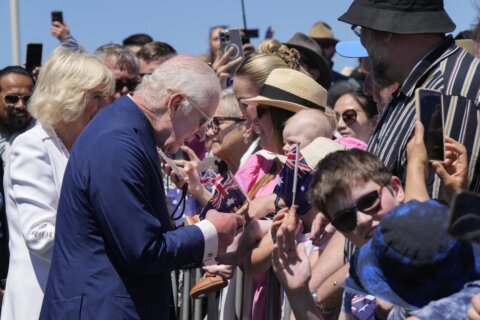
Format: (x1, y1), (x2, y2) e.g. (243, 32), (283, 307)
(256, 105), (270, 119)
(351, 25), (362, 37)
(207, 116), (246, 134)
(115, 80), (138, 93)
(2, 94), (31, 105)
(330, 185), (384, 233)
(336, 109), (366, 126)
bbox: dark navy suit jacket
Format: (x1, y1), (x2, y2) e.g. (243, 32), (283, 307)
(40, 96), (205, 319)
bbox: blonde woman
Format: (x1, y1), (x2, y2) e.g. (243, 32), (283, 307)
(1, 45), (113, 320)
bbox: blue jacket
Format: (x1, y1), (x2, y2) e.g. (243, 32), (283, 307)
(40, 96), (205, 319)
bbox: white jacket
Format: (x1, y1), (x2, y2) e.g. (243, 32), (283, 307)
(1, 123), (69, 320)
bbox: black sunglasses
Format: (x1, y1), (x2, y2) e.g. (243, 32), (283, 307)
(256, 105), (270, 119)
(351, 25), (362, 37)
(3, 94), (31, 105)
(207, 116), (246, 134)
(336, 109), (366, 126)
(115, 80), (138, 93)
(330, 185), (384, 233)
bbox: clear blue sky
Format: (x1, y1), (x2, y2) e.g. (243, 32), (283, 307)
(1, 0), (478, 73)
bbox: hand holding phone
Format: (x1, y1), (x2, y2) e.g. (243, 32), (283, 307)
(25, 43), (43, 73)
(415, 88), (445, 162)
(219, 28), (245, 76)
(448, 191), (480, 243)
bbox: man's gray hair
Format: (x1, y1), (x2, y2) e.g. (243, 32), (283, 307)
(137, 55), (221, 112)
(95, 43), (140, 75)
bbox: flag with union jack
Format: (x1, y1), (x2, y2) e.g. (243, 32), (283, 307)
(199, 168), (219, 191)
(200, 172), (247, 218)
(274, 146), (313, 216)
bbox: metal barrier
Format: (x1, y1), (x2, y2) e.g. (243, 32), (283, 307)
(174, 267), (292, 320)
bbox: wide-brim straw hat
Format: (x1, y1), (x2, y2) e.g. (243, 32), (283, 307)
(301, 137), (346, 169)
(283, 32), (332, 89)
(338, 0), (456, 34)
(308, 21), (339, 45)
(242, 68), (328, 113)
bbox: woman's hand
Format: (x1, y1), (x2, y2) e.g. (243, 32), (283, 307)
(211, 47), (243, 89)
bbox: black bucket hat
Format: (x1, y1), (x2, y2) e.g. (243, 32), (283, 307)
(338, 0), (456, 34)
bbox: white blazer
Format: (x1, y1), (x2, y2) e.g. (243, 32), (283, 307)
(1, 123), (69, 320)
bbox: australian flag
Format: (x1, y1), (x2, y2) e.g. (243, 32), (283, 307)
(200, 172), (247, 219)
(199, 168), (218, 192)
(274, 145), (313, 216)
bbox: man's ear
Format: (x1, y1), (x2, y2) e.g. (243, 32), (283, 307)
(390, 176), (405, 203)
(167, 92), (184, 120)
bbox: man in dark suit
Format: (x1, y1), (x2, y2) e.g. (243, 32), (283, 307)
(40, 55), (243, 320)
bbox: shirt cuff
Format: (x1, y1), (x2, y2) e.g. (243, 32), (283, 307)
(195, 220), (218, 262)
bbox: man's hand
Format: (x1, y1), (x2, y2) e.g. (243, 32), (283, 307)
(432, 136), (469, 204)
(50, 21), (71, 41)
(202, 264), (235, 280)
(205, 209), (245, 254)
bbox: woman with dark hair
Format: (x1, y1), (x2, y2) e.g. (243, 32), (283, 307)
(330, 81), (378, 144)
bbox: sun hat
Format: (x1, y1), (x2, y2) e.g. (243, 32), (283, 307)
(242, 68), (328, 113)
(335, 40), (368, 58)
(283, 32), (332, 89)
(338, 0), (456, 35)
(347, 199), (480, 309)
(308, 21), (339, 45)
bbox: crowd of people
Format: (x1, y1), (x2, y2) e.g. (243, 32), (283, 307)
(0, 0), (480, 319)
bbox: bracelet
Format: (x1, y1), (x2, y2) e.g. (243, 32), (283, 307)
(317, 306), (335, 314)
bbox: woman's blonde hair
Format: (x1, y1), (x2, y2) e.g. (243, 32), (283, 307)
(29, 45), (114, 126)
(236, 40), (305, 93)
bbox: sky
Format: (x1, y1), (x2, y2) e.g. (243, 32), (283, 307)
(1, 0), (479, 74)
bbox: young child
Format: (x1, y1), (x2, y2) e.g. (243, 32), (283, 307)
(218, 109), (342, 267)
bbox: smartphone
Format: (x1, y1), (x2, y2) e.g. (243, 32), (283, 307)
(265, 26), (275, 39)
(51, 11), (63, 23)
(415, 88), (445, 162)
(25, 43), (43, 73)
(448, 191), (480, 243)
(219, 28), (244, 75)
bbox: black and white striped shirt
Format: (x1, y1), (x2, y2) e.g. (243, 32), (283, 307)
(368, 36), (480, 199)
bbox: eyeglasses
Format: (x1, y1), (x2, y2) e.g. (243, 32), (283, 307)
(351, 25), (362, 37)
(335, 109), (365, 126)
(330, 185), (385, 233)
(256, 105), (270, 119)
(2, 94), (31, 105)
(115, 80), (138, 93)
(207, 116), (246, 134)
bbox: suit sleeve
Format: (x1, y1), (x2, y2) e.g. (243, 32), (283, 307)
(6, 134), (58, 262)
(88, 131), (211, 274)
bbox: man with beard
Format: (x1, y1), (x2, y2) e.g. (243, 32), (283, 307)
(0, 66), (34, 307)
(338, 0), (480, 199)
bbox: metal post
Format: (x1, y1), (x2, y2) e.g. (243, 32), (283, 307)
(9, 0), (20, 65)
(235, 267), (244, 319)
(193, 269), (203, 320)
(181, 270), (190, 320)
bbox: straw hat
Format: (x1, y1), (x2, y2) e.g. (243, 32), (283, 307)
(308, 21), (339, 45)
(242, 68), (328, 113)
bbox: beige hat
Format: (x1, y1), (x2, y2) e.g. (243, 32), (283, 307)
(242, 68), (328, 113)
(308, 21), (339, 44)
(301, 137), (345, 169)
(455, 39), (475, 56)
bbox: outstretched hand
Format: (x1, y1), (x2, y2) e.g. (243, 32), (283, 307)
(271, 206), (310, 292)
(50, 21), (71, 41)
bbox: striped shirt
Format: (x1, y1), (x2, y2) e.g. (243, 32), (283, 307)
(368, 36), (480, 199)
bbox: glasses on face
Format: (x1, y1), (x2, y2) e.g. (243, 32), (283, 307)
(115, 80), (138, 93)
(336, 109), (366, 126)
(256, 105), (270, 119)
(207, 116), (246, 134)
(330, 185), (384, 233)
(2, 94), (31, 105)
(351, 25), (362, 37)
